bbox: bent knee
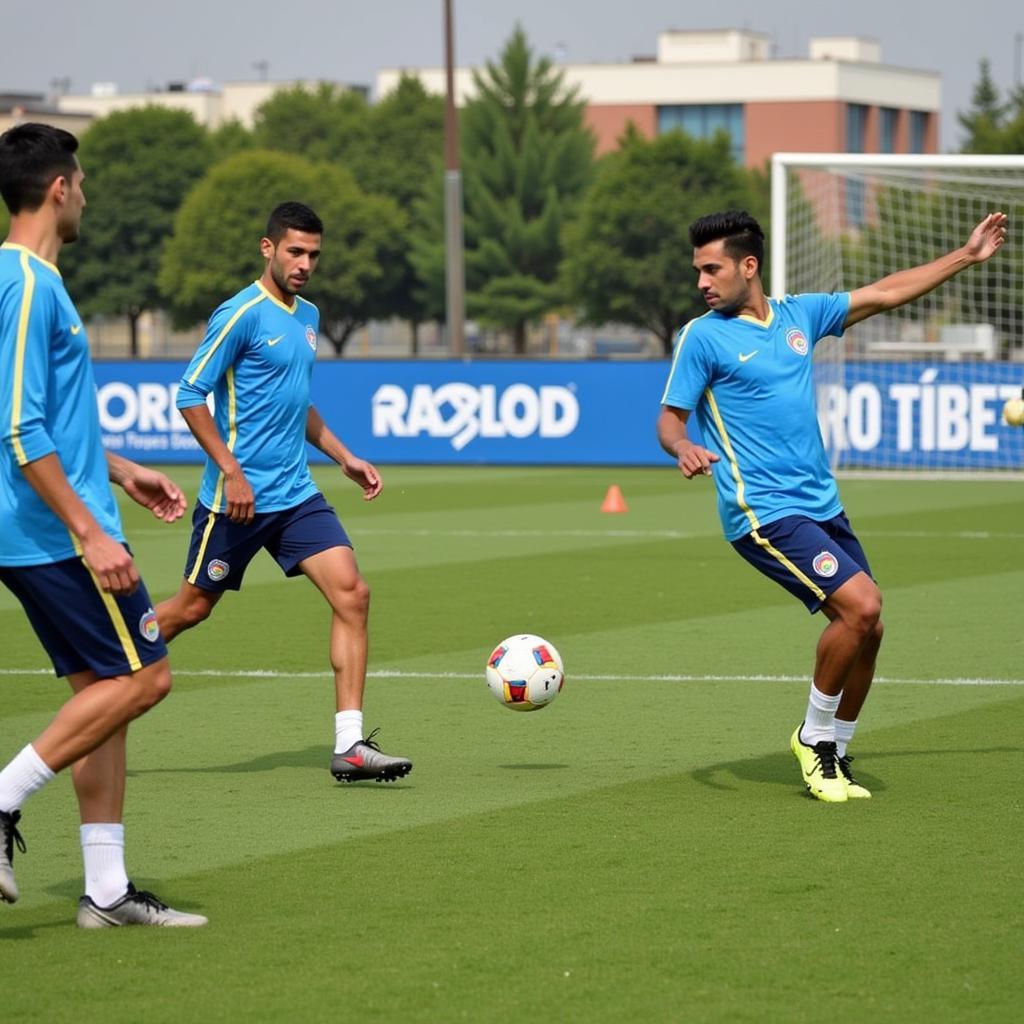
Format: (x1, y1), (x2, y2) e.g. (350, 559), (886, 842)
(135, 661), (172, 711)
(334, 576), (371, 619)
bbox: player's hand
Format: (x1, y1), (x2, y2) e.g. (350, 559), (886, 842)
(965, 212), (1007, 263)
(82, 529), (139, 596)
(120, 465), (187, 523)
(224, 468), (255, 523)
(342, 457), (383, 501)
(675, 441), (720, 479)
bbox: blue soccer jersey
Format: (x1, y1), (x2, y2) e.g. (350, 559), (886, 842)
(0, 243), (124, 566)
(176, 281), (321, 513)
(661, 293), (851, 541)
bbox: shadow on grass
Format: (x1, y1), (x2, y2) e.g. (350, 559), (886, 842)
(0, 916), (71, 940)
(130, 741), (409, 786)
(691, 745), (1020, 794)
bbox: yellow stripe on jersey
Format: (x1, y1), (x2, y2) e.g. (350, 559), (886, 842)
(659, 312), (711, 406)
(10, 250), (36, 465)
(752, 529), (827, 602)
(80, 558), (143, 673)
(187, 512), (218, 585)
(703, 386), (761, 534)
(186, 293), (265, 386)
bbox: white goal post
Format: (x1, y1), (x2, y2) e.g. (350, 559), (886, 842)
(771, 153), (1024, 473)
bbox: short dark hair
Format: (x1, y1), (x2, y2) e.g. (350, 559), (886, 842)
(265, 201), (323, 243)
(689, 210), (765, 271)
(0, 122), (79, 215)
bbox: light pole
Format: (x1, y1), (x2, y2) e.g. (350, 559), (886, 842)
(443, 0), (466, 356)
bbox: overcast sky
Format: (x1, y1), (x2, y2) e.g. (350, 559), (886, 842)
(5, 1), (1022, 149)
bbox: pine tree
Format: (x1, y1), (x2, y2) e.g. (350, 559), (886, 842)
(958, 60), (1006, 153)
(413, 26), (594, 353)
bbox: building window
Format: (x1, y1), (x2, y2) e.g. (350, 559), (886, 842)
(880, 107), (898, 154)
(846, 103), (868, 153)
(909, 110), (929, 153)
(657, 104), (744, 164)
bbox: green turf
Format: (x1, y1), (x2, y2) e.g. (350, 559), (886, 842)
(1, 467), (1022, 1022)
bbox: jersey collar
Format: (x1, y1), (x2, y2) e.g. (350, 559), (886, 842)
(256, 279), (297, 315)
(1, 242), (61, 277)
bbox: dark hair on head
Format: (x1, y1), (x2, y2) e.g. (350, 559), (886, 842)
(265, 201), (323, 243)
(689, 210), (764, 271)
(0, 122), (79, 215)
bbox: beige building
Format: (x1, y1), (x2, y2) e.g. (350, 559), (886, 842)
(378, 28), (941, 167)
(0, 92), (93, 136)
(54, 78), (367, 130)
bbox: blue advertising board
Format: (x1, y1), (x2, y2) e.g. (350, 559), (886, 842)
(91, 359), (1023, 469)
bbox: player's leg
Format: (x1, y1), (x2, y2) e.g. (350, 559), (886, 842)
(733, 516), (876, 802)
(269, 494), (411, 783)
(155, 501), (266, 641)
(156, 579), (223, 641)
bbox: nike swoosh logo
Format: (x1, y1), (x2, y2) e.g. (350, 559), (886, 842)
(70, 324), (82, 335)
(266, 335), (285, 347)
(739, 350), (759, 362)
(343, 754), (365, 767)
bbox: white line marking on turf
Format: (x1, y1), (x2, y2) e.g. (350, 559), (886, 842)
(1, 668), (1021, 686)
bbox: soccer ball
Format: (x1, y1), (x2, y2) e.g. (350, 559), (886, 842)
(486, 634), (565, 712)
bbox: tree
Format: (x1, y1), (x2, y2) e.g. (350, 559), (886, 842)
(563, 129), (763, 353)
(412, 26), (595, 353)
(959, 60), (1007, 153)
(59, 107), (212, 354)
(159, 150), (405, 353)
(251, 84), (373, 169)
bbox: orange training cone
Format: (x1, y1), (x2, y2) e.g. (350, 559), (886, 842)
(600, 484), (628, 514)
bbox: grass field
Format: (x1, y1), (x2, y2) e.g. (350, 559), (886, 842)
(1, 465), (1022, 1023)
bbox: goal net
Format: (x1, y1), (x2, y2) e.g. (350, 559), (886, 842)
(771, 153), (1024, 473)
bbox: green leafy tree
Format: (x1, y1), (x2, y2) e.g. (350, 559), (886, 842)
(563, 129), (763, 353)
(412, 26), (595, 353)
(959, 60), (1008, 153)
(59, 107), (212, 353)
(159, 150), (405, 353)
(208, 118), (254, 161)
(251, 84), (373, 169)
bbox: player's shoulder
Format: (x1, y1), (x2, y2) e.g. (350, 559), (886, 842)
(0, 244), (61, 293)
(673, 310), (717, 349)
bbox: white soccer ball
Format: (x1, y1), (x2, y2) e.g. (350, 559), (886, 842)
(486, 634), (565, 712)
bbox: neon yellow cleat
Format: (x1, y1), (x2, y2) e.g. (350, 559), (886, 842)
(837, 755), (872, 799)
(790, 725), (848, 802)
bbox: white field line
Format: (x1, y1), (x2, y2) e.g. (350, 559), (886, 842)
(1, 667), (1020, 687)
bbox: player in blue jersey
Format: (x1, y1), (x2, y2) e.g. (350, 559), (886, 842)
(0, 123), (207, 925)
(658, 208), (1007, 802)
(156, 202), (411, 784)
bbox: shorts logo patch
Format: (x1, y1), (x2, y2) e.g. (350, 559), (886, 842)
(812, 550), (839, 578)
(207, 559), (230, 582)
(139, 608), (161, 643)
(786, 328), (809, 356)
(305, 325), (317, 352)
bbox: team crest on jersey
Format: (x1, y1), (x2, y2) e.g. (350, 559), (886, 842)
(812, 550), (839, 578)
(305, 325), (317, 352)
(786, 328), (809, 356)
(207, 559), (230, 582)
(139, 609), (160, 643)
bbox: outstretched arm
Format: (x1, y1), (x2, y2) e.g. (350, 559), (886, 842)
(306, 405), (382, 500)
(844, 212), (1007, 328)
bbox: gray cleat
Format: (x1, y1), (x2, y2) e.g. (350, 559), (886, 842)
(331, 728), (412, 783)
(77, 882), (208, 928)
(0, 809), (26, 904)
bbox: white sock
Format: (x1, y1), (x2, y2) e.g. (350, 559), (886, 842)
(81, 823), (130, 907)
(334, 710), (364, 754)
(0, 744), (56, 813)
(799, 685), (842, 746)
(834, 718), (858, 758)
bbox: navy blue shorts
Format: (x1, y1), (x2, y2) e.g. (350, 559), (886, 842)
(731, 512), (874, 613)
(183, 492), (351, 592)
(1, 550), (168, 678)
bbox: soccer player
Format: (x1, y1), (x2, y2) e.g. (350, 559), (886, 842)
(0, 123), (207, 925)
(658, 208), (1007, 802)
(155, 202), (411, 783)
